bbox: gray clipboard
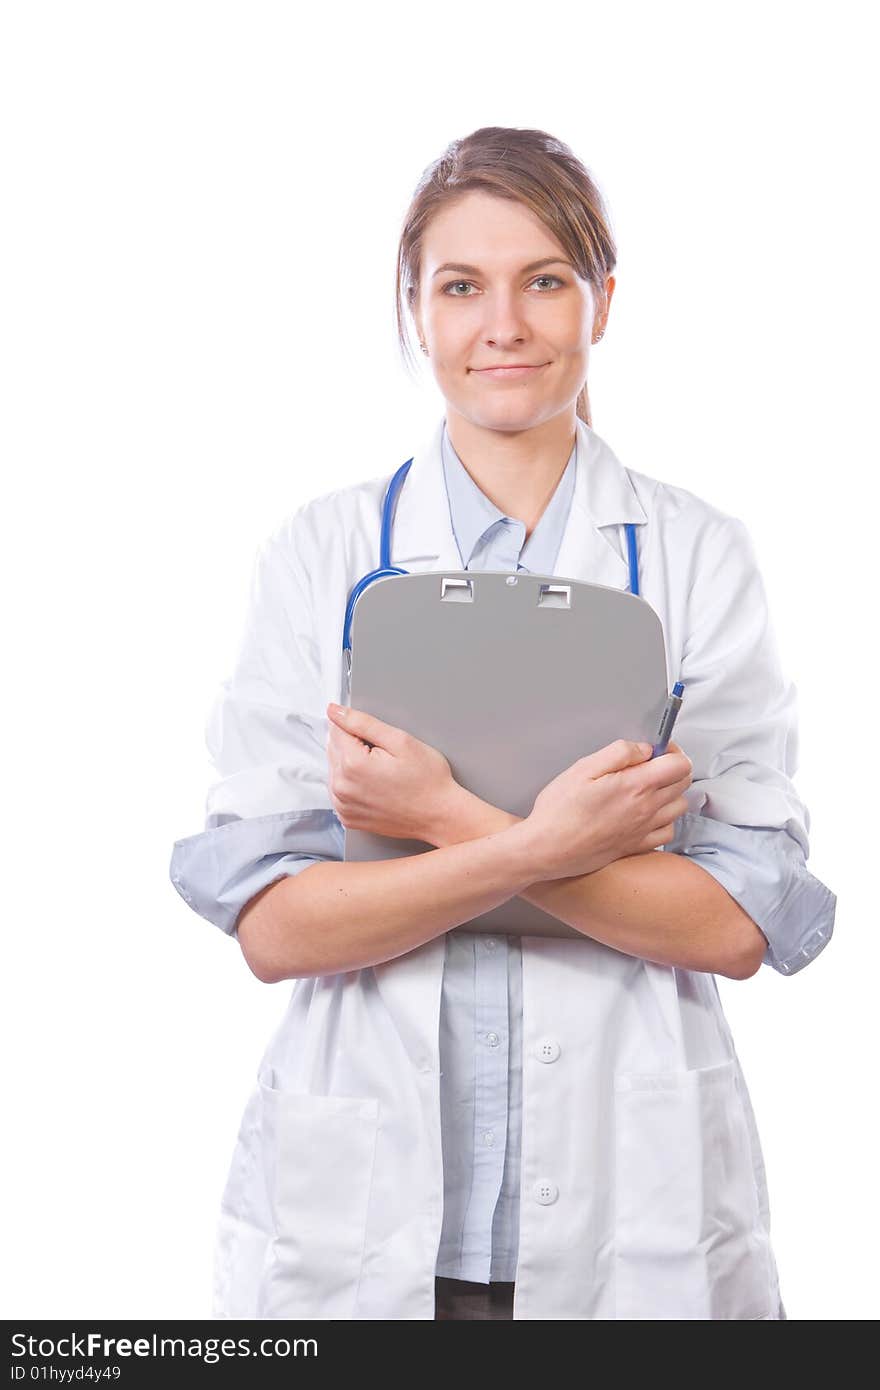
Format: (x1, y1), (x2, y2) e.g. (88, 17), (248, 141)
(343, 569), (669, 940)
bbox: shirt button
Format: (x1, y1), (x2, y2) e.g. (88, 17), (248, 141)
(533, 1179), (559, 1205)
(486, 1031), (500, 1047)
(533, 1037), (561, 1063)
(485, 939), (497, 950)
(483, 1129), (496, 1147)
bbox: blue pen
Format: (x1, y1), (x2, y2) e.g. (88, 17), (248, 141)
(651, 681), (685, 758)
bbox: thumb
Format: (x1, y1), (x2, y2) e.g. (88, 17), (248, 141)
(327, 702), (398, 751)
(586, 737), (654, 776)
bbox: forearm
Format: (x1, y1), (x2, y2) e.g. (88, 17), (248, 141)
(236, 819), (538, 984)
(428, 790), (766, 979)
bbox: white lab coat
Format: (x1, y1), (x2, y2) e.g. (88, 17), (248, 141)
(204, 414), (805, 1320)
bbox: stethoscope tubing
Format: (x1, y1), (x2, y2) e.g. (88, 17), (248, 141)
(343, 457), (640, 654)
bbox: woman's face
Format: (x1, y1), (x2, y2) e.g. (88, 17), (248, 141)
(413, 189), (613, 433)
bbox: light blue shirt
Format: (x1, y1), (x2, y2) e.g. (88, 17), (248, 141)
(432, 421), (580, 1282)
(170, 419), (837, 1284)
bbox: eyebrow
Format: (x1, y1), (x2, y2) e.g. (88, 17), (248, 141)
(431, 257), (574, 278)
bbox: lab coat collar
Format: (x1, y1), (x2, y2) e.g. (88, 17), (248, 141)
(389, 413), (648, 593)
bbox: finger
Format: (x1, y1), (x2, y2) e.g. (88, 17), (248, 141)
(656, 771), (692, 801)
(648, 794), (690, 830)
(651, 739), (691, 764)
(327, 715), (369, 761)
(326, 722), (367, 772)
(637, 823), (677, 851)
(633, 748), (693, 792)
(586, 738), (654, 777)
(326, 702), (403, 753)
(665, 741), (693, 774)
(325, 722), (345, 770)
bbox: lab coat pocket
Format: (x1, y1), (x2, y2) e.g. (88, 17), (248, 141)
(612, 1058), (775, 1320)
(256, 1078), (380, 1319)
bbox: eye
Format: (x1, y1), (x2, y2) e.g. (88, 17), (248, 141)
(440, 275), (565, 297)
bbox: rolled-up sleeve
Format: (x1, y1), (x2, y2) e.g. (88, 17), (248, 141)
(170, 808), (343, 937)
(664, 814), (835, 975)
(663, 510), (837, 975)
(169, 514), (341, 939)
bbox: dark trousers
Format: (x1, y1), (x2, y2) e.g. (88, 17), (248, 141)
(434, 1275), (516, 1320)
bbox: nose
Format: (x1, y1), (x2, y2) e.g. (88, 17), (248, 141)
(478, 289), (532, 345)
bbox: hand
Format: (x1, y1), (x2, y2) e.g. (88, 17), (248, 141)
(523, 738), (693, 881)
(325, 702), (460, 841)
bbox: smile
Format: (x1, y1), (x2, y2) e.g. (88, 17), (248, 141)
(471, 364), (549, 379)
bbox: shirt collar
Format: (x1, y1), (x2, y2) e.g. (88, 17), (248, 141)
(441, 419), (577, 572)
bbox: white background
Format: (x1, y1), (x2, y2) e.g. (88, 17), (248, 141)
(2, 0), (874, 1320)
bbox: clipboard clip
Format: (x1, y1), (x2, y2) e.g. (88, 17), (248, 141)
(440, 577), (474, 602)
(538, 583), (571, 608)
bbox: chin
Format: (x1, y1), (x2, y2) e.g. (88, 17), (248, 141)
(477, 398), (560, 427)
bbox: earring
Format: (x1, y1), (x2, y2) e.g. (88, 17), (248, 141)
(420, 342), (429, 355)
(592, 329), (604, 344)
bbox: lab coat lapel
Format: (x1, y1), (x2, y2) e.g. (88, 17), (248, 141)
(389, 413), (648, 591)
(388, 415), (464, 575)
(551, 417), (648, 591)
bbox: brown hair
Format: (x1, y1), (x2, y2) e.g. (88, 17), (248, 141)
(395, 126), (617, 427)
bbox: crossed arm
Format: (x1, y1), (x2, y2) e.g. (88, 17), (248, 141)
(424, 785), (769, 980)
(238, 784), (768, 983)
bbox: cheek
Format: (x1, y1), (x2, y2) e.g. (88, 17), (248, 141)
(554, 305), (591, 348)
(551, 293), (591, 336)
(556, 319), (592, 366)
(563, 342), (590, 367)
(429, 297), (479, 338)
(431, 318), (472, 361)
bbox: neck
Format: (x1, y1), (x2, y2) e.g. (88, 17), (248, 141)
(444, 408), (577, 538)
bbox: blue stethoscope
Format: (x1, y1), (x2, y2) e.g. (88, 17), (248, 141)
(342, 457), (641, 657)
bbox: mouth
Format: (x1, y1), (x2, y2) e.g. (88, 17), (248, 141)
(469, 363), (549, 379)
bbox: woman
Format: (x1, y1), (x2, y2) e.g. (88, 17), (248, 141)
(170, 127), (836, 1320)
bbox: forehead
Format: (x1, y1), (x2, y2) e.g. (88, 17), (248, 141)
(421, 191), (566, 266)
